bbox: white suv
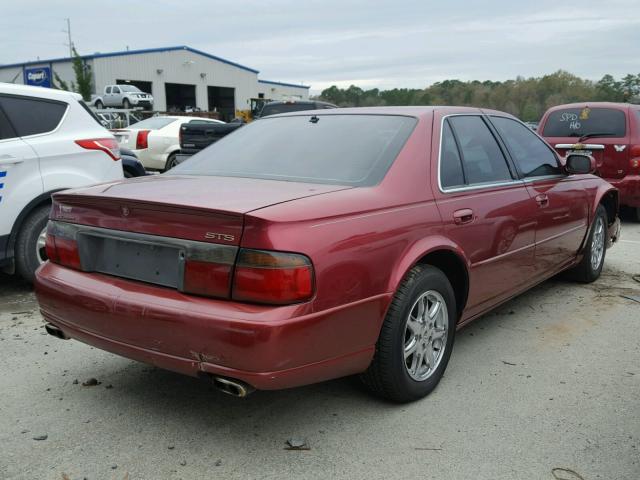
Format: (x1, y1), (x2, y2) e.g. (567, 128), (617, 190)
(0, 83), (123, 282)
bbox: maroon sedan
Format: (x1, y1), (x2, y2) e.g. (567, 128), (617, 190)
(35, 107), (620, 402)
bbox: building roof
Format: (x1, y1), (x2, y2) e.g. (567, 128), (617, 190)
(0, 45), (260, 74)
(259, 79), (310, 90)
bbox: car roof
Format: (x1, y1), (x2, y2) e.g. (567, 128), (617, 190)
(543, 101), (633, 112)
(268, 105), (515, 120)
(265, 100), (336, 107)
(0, 82), (82, 101)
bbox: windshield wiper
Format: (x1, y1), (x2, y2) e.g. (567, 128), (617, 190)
(567, 132), (617, 141)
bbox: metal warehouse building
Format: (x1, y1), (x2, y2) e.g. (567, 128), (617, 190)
(0, 45), (309, 120)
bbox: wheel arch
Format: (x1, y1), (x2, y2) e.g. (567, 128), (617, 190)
(596, 186), (618, 226)
(390, 238), (470, 320)
(3, 189), (64, 270)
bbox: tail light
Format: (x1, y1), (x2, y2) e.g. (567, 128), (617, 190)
(630, 145), (640, 171)
(45, 222), (81, 270)
(45, 217), (314, 305)
(75, 138), (121, 160)
(232, 249), (314, 304)
(136, 130), (150, 149)
(183, 259), (233, 298)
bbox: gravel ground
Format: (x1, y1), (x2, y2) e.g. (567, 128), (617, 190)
(1, 220), (639, 480)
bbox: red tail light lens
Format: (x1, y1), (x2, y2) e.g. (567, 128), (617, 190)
(232, 249), (314, 305)
(630, 145), (640, 171)
(45, 222), (81, 270)
(75, 138), (121, 160)
(136, 130), (150, 149)
(183, 260), (233, 298)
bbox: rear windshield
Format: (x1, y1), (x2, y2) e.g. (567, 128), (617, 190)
(542, 107), (626, 137)
(260, 103), (316, 117)
(129, 117), (176, 130)
(170, 114), (417, 186)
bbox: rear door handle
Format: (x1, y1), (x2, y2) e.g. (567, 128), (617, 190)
(453, 208), (474, 225)
(535, 194), (549, 207)
(0, 155), (23, 166)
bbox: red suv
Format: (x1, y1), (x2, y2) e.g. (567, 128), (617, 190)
(539, 102), (640, 219)
(35, 107), (620, 402)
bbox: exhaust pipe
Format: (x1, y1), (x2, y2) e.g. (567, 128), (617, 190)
(45, 323), (69, 340)
(212, 376), (254, 398)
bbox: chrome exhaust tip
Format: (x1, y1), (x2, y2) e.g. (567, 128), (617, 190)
(44, 323), (69, 340)
(212, 376), (254, 398)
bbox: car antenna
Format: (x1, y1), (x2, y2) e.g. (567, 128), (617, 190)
(309, 115), (319, 124)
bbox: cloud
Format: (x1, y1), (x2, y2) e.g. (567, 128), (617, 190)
(1, 0), (639, 91)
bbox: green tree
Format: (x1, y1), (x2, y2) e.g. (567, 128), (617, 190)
(319, 71), (639, 121)
(52, 46), (92, 101)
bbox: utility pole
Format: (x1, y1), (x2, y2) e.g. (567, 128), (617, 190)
(63, 18), (73, 57)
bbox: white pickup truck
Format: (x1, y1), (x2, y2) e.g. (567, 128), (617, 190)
(92, 84), (154, 110)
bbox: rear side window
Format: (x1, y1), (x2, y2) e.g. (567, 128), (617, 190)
(171, 114), (417, 186)
(440, 121), (465, 188)
(542, 108), (626, 137)
(0, 95), (67, 137)
(0, 107), (17, 140)
(491, 116), (560, 178)
(448, 116), (513, 185)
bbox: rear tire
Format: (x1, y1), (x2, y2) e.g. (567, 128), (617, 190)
(15, 205), (51, 283)
(567, 205), (607, 283)
(360, 265), (456, 402)
(95, 100), (104, 109)
(164, 153), (178, 171)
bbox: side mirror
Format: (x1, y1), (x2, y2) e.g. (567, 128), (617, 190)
(565, 154), (596, 175)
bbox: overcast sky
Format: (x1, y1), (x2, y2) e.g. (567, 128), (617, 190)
(3, 1), (639, 93)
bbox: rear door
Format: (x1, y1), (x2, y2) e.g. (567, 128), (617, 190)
(432, 113), (538, 320)
(0, 96), (43, 237)
(110, 86), (122, 107)
(541, 106), (629, 180)
(490, 115), (589, 275)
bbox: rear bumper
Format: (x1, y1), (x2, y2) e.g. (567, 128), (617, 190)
(35, 262), (388, 390)
(607, 175), (640, 208)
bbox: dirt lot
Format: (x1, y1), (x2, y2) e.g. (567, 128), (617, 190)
(1, 221), (639, 480)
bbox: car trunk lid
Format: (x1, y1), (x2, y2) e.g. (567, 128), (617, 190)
(48, 175), (350, 294)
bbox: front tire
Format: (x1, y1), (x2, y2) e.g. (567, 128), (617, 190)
(567, 205), (607, 283)
(123, 99), (131, 109)
(360, 265), (457, 402)
(15, 205), (51, 283)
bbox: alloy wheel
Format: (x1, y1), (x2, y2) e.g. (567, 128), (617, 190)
(403, 290), (448, 381)
(36, 226), (48, 265)
(590, 216), (605, 271)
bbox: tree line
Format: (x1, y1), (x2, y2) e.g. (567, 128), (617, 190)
(317, 71), (640, 122)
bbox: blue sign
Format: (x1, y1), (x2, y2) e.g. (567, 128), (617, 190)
(24, 67), (52, 88)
